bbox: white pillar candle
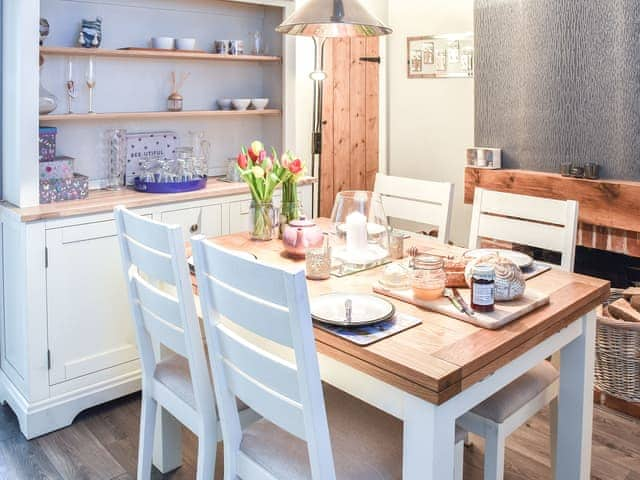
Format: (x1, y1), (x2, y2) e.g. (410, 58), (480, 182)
(345, 211), (368, 254)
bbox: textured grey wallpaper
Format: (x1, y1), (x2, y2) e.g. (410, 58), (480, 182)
(475, 0), (640, 179)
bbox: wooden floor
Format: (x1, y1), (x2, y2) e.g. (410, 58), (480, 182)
(0, 394), (638, 479)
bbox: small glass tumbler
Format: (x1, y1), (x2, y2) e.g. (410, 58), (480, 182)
(560, 162), (573, 177)
(306, 234), (331, 280)
(389, 231), (405, 259)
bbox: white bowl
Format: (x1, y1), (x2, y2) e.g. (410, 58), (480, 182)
(151, 37), (175, 50)
(175, 38), (196, 50)
(231, 99), (251, 111)
(217, 99), (232, 111)
(251, 98), (269, 110)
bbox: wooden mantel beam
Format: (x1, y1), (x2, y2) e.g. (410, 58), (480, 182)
(464, 167), (640, 233)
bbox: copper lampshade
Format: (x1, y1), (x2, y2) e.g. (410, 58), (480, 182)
(276, 0), (392, 37)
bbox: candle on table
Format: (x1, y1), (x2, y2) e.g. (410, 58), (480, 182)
(345, 211), (368, 254)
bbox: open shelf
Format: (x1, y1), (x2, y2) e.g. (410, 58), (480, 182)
(40, 46), (282, 63)
(39, 109), (281, 122)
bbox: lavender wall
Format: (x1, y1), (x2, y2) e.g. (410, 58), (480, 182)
(475, 0), (640, 179)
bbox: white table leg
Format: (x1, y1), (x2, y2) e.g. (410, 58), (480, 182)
(554, 310), (596, 480)
(152, 343), (183, 473)
(402, 394), (456, 480)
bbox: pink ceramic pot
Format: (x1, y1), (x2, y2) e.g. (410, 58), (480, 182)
(282, 216), (324, 258)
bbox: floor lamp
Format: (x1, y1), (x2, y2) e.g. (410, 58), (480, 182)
(276, 0), (392, 218)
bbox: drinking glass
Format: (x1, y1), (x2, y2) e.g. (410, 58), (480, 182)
(306, 234), (331, 280)
(86, 57), (96, 114)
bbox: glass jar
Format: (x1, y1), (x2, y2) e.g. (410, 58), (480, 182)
(250, 202), (277, 241)
(471, 264), (495, 312)
(411, 255), (446, 301)
(168, 92), (183, 112)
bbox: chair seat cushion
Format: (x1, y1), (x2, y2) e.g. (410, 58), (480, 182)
(154, 354), (247, 411)
(471, 360), (559, 423)
(240, 383), (465, 480)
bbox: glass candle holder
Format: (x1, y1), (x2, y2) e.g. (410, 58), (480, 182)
(306, 234), (331, 280)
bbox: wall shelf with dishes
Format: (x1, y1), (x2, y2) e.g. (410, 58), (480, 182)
(27, 0), (294, 204)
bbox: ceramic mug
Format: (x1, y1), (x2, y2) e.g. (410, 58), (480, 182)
(214, 40), (229, 55)
(229, 40), (244, 55)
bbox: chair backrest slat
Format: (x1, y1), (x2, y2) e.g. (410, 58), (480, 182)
(197, 242), (289, 306)
(374, 173), (454, 243)
(222, 355), (306, 440)
(468, 188), (579, 272)
(193, 237), (336, 480)
(217, 324), (300, 402)
(139, 304), (188, 357)
(203, 274), (293, 347)
(125, 235), (175, 284)
(132, 273), (182, 328)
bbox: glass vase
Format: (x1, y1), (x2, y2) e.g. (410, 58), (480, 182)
(281, 181), (301, 223)
(250, 202), (277, 241)
(105, 128), (127, 190)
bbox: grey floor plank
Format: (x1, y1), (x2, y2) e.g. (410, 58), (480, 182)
(0, 394), (638, 479)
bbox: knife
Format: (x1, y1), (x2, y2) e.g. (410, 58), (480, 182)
(451, 288), (475, 317)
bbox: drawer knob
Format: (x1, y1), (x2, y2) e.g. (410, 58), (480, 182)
(190, 224), (199, 233)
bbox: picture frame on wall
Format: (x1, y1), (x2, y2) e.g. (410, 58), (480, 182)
(407, 33), (474, 79)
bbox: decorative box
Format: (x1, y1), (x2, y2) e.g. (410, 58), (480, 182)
(39, 127), (57, 162)
(125, 131), (178, 184)
(466, 147), (502, 169)
(40, 173), (89, 204)
(39, 156), (75, 180)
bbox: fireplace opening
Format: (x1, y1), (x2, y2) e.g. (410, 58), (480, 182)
(574, 246), (640, 289)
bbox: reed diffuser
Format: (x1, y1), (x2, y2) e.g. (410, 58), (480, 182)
(168, 71), (190, 112)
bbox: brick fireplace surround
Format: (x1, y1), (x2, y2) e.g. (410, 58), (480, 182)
(464, 167), (640, 257)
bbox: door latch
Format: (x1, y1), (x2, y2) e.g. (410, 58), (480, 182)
(359, 56), (381, 64)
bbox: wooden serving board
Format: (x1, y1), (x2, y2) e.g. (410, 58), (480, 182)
(373, 285), (550, 330)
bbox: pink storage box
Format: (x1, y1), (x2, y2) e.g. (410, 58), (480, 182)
(39, 156), (75, 180)
(40, 174), (89, 204)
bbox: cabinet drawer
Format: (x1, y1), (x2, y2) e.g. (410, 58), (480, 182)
(228, 200), (251, 234)
(161, 204), (223, 240)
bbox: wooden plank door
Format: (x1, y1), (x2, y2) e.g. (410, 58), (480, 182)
(320, 37), (380, 217)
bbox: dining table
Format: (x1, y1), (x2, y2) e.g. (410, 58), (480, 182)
(153, 219), (609, 480)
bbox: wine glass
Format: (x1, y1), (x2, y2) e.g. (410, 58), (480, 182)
(86, 57), (96, 114)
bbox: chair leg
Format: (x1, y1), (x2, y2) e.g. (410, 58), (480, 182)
(484, 425), (506, 480)
(454, 440), (464, 480)
(195, 428), (217, 480)
(137, 394), (158, 479)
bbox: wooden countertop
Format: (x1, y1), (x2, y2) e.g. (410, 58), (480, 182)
(2, 177), (316, 223)
(203, 223), (610, 405)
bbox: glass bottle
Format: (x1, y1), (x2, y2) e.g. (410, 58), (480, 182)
(411, 255), (446, 301)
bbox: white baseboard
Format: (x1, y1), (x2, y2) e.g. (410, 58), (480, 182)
(0, 368), (141, 439)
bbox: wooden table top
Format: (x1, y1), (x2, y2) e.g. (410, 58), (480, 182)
(204, 221), (610, 405)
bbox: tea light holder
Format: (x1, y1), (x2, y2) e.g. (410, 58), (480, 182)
(329, 191), (390, 276)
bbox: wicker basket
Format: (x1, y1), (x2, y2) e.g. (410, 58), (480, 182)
(595, 315), (640, 403)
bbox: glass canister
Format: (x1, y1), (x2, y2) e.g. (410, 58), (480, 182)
(411, 255), (446, 301)
(105, 128), (127, 190)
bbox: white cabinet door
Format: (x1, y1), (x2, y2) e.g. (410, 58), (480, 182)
(161, 204), (223, 240)
(228, 200), (252, 234)
(46, 219), (139, 385)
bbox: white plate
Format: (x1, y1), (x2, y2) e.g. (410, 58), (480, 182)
(311, 293), (395, 326)
(463, 248), (534, 269)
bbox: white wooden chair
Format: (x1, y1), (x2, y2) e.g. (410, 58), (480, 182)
(192, 236), (466, 480)
(114, 206), (255, 479)
(374, 173), (454, 243)
(459, 188), (579, 480)
(467, 187), (579, 271)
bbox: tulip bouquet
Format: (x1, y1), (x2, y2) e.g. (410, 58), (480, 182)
(236, 140), (305, 240)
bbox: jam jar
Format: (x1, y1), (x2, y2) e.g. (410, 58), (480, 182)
(411, 255), (446, 301)
(471, 264), (496, 312)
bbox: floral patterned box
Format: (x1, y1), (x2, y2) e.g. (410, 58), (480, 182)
(39, 126), (57, 162)
(39, 156), (75, 180)
(40, 174), (89, 204)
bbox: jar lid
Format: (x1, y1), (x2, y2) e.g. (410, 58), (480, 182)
(472, 263), (495, 280)
(289, 215), (315, 228)
(414, 255), (444, 270)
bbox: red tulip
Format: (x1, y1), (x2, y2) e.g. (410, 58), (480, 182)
(237, 152), (248, 169)
(289, 158), (303, 175)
